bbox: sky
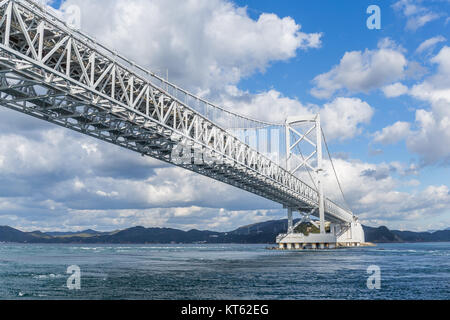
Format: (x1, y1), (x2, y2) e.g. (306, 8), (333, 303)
(0, 0), (450, 232)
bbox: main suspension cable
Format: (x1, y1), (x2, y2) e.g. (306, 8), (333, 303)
(321, 128), (352, 212)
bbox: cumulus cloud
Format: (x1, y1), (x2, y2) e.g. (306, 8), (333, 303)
(410, 46), (450, 104)
(373, 121), (412, 144)
(1, 116), (447, 232)
(0, 108), (446, 232)
(320, 98), (374, 142)
(370, 47), (450, 165)
(0, 132), (276, 212)
(382, 82), (409, 98)
(217, 86), (313, 123)
(311, 39), (407, 99)
(0, 110), (281, 231)
(407, 46), (450, 164)
(0, 204), (283, 233)
(218, 88), (374, 141)
(320, 157), (449, 230)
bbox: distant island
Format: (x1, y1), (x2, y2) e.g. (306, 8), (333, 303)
(0, 219), (449, 244)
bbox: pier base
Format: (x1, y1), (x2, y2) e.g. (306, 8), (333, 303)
(275, 221), (365, 250)
(276, 232), (336, 250)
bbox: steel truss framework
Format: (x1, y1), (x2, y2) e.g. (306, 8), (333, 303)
(285, 115), (326, 233)
(0, 0), (354, 224)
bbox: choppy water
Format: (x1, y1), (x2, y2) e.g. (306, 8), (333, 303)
(0, 242), (448, 299)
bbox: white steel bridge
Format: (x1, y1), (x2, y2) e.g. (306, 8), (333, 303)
(0, 0), (364, 247)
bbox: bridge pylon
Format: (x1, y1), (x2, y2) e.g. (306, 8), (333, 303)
(277, 114), (365, 249)
(284, 114), (325, 233)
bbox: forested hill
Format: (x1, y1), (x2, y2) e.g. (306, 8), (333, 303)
(1, 220), (449, 244)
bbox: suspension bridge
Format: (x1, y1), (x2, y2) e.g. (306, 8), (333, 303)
(0, 0), (364, 249)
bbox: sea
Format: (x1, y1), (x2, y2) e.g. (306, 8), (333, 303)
(0, 242), (448, 300)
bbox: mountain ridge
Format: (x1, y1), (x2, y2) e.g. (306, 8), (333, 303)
(0, 220), (449, 244)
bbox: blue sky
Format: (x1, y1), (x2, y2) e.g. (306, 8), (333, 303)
(0, 0), (449, 232)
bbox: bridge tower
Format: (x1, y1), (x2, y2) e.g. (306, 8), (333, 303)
(277, 114), (365, 249)
(285, 114), (325, 234)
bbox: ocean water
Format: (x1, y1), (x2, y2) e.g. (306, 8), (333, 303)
(0, 242), (448, 300)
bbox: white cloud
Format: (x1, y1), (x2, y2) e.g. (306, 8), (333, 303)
(95, 190), (119, 198)
(61, 0), (321, 93)
(407, 46), (450, 164)
(410, 46), (450, 104)
(406, 106), (450, 164)
(0, 109), (447, 231)
(217, 86), (313, 123)
(320, 98), (374, 141)
(367, 46), (450, 165)
(373, 121), (412, 144)
(408, 12), (440, 30)
(393, 0), (440, 31)
(382, 82), (409, 98)
(416, 36), (446, 53)
(2, 206), (283, 233)
(320, 158), (450, 230)
(218, 88), (374, 141)
(311, 39), (407, 99)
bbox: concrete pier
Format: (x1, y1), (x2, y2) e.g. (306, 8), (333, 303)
(276, 232), (337, 250)
(275, 220), (366, 250)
